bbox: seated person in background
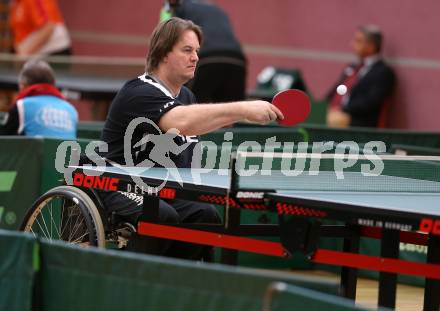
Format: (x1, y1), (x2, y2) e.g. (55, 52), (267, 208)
(0, 59), (77, 139)
(326, 25), (396, 128)
(9, 0), (72, 56)
(161, 0), (247, 103)
(99, 17), (282, 260)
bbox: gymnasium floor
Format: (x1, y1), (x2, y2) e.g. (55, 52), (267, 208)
(290, 270), (424, 311)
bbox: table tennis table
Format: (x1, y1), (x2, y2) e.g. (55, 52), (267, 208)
(69, 154), (440, 310)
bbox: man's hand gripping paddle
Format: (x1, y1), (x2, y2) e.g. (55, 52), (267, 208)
(272, 89), (311, 126)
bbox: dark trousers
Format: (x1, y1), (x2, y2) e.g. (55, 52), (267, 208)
(100, 191), (221, 260)
(188, 60), (246, 103)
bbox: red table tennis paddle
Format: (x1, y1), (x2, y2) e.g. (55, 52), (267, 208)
(272, 89), (311, 126)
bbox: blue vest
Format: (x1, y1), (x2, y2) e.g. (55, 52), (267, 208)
(17, 95), (78, 139)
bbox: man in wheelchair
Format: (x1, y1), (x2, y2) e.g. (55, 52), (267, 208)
(22, 17), (283, 261)
(97, 17), (282, 261)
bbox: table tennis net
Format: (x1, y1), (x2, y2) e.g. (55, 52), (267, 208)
(234, 152), (440, 193)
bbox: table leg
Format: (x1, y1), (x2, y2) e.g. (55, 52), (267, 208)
(424, 235), (440, 311)
(378, 229), (399, 309)
(340, 226), (360, 300)
(130, 195), (162, 254)
(220, 207), (240, 265)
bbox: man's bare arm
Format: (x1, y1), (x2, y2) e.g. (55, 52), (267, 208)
(16, 22), (56, 56)
(159, 100), (283, 136)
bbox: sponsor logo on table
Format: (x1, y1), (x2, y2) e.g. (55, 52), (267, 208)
(72, 172), (119, 191)
(236, 191), (265, 200)
(419, 218), (440, 235)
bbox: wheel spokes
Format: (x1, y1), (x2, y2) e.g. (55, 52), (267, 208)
(25, 194), (95, 246)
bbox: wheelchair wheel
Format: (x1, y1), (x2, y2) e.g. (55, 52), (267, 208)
(20, 186), (106, 247)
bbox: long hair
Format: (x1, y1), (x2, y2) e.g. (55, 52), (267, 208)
(146, 17), (203, 73)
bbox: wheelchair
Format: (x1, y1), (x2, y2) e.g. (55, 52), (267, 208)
(19, 184), (136, 249)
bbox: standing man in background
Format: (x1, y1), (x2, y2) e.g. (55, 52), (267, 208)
(326, 25), (396, 128)
(160, 0), (247, 103)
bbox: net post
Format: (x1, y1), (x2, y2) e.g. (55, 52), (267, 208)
(229, 152), (238, 191)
